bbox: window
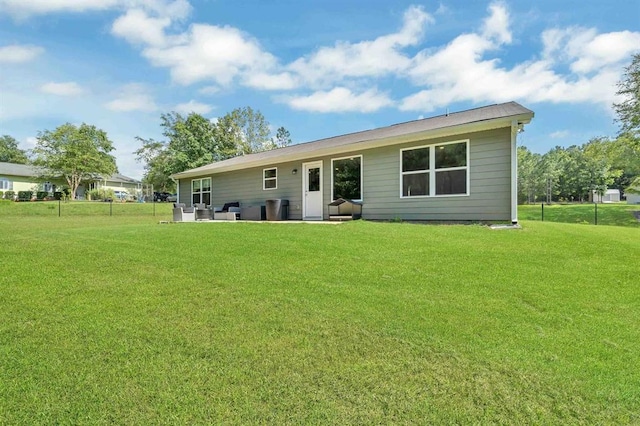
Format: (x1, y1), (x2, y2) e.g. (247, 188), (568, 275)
(401, 140), (468, 197)
(192, 177), (211, 205)
(0, 179), (12, 191)
(332, 155), (362, 201)
(263, 167), (277, 190)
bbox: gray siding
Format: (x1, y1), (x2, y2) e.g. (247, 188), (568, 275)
(177, 127), (513, 221)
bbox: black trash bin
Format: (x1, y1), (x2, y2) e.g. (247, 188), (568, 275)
(265, 199), (289, 221)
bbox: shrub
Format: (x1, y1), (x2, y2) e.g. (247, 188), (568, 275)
(36, 191), (48, 200)
(87, 188), (116, 201)
(4, 190), (15, 200)
(17, 191), (33, 201)
(0, 191), (3, 199)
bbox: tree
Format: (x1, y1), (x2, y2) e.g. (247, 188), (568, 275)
(613, 53), (640, 136)
(223, 107), (271, 155)
(272, 126), (292, 149)
(136, 108), (291, 189)
(517, 146), (543, 203)
(31, 123), (117, 199)
(0, 135), (29, 164)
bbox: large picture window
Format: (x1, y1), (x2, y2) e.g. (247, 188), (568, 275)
(192, 177), (211, 205)
(263, 167), (277, 190)
(332, 155), (362, 201)
(401, 140), (468, 198)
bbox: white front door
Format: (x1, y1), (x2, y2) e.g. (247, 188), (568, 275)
(303, 161), (323, 220)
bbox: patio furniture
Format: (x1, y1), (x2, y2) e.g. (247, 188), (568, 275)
(173, 203), (196, 222)
(195, 203), (212, 220)
(213, 202), (240, 220)
(241, 205), (266, 221)
(328, 198), (362, 221)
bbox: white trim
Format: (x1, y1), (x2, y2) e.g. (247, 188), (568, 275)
(330, 154), (363, 202)
(511, 121), (518, 224)
(400, 139), (470, 198)
(263, 167), (277, 190)
(191, 177), (211, 206)
(302, 160), (323, 220)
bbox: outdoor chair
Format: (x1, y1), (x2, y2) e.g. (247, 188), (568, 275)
(173, 203), (196, 222)
(213, 202), (240, 220)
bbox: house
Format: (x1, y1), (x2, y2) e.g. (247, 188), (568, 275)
(589, 189), (621, 203)
(0, 162), (64, 197)
(626, 189), (640, 205)
(81, 173), (142, 200)
(0, 162), (140, 199)
(171, 102), (534, 223)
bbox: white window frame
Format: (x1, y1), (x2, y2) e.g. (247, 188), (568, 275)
(400, 139), (470, 198)
(263, 167), (277, 190)
(191, 177), (212, 205)
(0, 178), (12, 191)
(331, 154), (363, 202)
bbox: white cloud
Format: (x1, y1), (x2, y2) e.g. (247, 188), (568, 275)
(0, 0), (191, 19)
(282, 87), (393, 113)
(0, 44), (44, 63)
(142, 23), (276, 86)
(288, 6), (433, 87)
(173, 100), (212, 115)
(243, 72), (298, 90)
(399, 2), (640, 112)
(481, 1), (511, 44)
(104, 84), (157, 112)
(198, 85), (220, 95)
(111, 9), (171, 46)
(550, 130), (570, 139)
(41, 81), (84, 96)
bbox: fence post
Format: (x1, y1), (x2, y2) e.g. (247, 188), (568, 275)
(58, 198), (61, 217)
(110, 200), (113, 217)
(594, 202), (598, 225)
(541, 203), (544, 222)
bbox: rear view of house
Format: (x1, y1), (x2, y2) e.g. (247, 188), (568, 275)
(172, 102), (534, 223)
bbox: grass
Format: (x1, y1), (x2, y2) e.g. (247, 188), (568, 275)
(1, 209), (639, 423)
(0, 199), (174, 218)
(519, 202), (640, 227)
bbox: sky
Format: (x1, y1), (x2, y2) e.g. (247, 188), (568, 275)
(1, 0), (639, 180)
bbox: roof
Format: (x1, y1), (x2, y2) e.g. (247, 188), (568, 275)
(102, 173), (141, 184)
(0, 162), (41, 177)
(0, 162), (140, 184)
(172, 101), (534, 180)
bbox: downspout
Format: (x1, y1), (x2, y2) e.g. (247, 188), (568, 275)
(510, 120), (519, 224)
(175, 178), (180, 203)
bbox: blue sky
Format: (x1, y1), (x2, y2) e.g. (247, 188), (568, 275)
(1, 0), (639, 179)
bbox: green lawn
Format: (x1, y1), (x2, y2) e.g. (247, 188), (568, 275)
(1, 213), (639, 423)
(519, 202), (640, 227)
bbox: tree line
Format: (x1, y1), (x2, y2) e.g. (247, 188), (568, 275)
(1, 106), (290, 199)
(518, 53), (640, 204)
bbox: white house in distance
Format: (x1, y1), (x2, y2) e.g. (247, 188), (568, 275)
(172, 102), (534, 224)
(0, 162), (140, 199)
(590, 189), (621, 203)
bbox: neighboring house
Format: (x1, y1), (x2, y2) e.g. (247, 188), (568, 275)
(0, 162), (140, 199)
(172, 102), (534, 223)
(0, 162), (64, 197)
(81, 173), (142, 200)
(589, 189), (621, 203)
